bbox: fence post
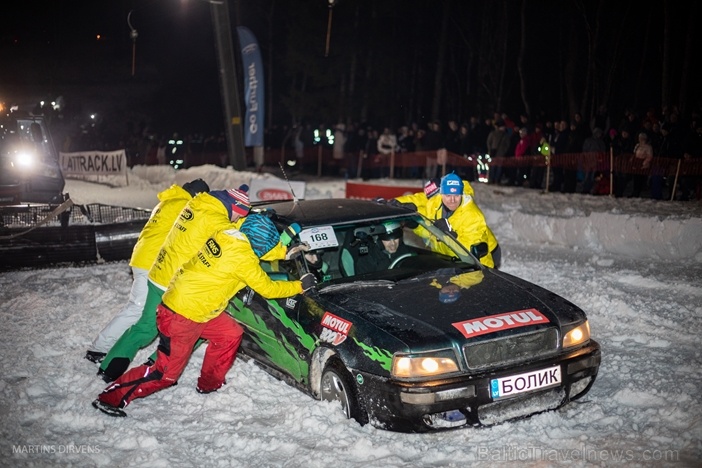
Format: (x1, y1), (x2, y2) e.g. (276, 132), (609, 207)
(389, 149), (395, 179)
(670, 159), (681, 201)
(609, 147), (614, 197)
(317, 145), (323, 177)
(543, 153), (551, 193)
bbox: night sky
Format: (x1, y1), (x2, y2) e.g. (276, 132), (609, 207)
(3, 1), (700, 141)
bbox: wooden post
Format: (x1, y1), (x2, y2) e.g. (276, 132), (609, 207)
(544, 153), (551, 194)
(317, 144), (323, 177)
(670, 159), (682, 201)
(389, 150), (395, 179)
(609, 147), (614, 197)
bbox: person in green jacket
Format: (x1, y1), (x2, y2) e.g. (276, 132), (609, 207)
(97, 185), (256, 382)
(92, 213), (316, 417)
(85, 179), (209, 363)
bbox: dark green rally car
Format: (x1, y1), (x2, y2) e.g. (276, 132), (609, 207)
(226, 198), (601, 433)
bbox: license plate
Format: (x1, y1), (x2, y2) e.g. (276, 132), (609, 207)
(490, 366), (562, 400)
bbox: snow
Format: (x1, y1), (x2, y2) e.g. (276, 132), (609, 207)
(2, 164), (701, 467)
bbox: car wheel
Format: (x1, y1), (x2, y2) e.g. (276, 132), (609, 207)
(320, 359), (368, 425)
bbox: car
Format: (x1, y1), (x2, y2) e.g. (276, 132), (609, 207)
(0, 110), (65, 205)
(226, 198), (601, 433)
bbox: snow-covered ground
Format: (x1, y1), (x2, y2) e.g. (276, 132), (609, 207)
(1, 165), (701, 467)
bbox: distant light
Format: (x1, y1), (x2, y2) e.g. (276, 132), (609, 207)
(96, 34), (102, 40)
(90, 114), (96, 120)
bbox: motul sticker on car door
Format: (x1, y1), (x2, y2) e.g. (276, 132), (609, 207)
(320, 312), (352, 346)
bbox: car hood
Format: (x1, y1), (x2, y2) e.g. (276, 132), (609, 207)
(318, 268), (586, 347)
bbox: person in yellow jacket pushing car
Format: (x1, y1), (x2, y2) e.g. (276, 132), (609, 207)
(92, 213), (316, 417)
(390, 172), (501, 269)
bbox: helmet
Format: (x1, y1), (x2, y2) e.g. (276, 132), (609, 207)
(378, 221), (402, 241)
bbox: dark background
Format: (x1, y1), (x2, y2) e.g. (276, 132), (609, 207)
(2, 0), (700, 146)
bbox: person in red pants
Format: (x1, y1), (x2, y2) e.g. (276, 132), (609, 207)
(92, 213), (315, 416)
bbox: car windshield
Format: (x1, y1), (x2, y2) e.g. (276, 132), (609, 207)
(264, 213), (481, 288)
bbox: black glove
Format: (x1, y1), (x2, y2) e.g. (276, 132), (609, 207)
(470, 242), (489, 259)
(434, 218), (457, 239)
(300, 273), (317, 292)
(387, 199), (417, 211)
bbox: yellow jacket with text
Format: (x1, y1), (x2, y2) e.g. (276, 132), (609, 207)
(129, 184), (192, 271)
(395, 183), (498, 268)
(148, 192), (243, 288)
(162, 227), (302, 323)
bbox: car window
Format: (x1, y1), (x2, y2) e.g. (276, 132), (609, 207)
(265, 215), (479, 288)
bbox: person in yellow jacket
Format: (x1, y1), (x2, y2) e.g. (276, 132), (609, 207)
(98, 185), (261, 382)
(393, 173), (501, 268)
(85, 179), (209, 363)
(92, 213), (316, 416)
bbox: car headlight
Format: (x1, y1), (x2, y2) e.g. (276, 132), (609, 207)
(562, 320), (590, 349)
(392, 349), (460, 380)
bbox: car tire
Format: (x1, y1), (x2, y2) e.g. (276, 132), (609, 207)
(320, 359), (368, 426)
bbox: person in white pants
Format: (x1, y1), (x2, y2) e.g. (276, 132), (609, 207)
(84, 179), (210, 363)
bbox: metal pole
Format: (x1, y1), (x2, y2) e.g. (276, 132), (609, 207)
(210, 0), (246, 170)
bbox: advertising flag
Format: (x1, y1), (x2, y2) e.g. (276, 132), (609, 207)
(236, 26), (264, 147)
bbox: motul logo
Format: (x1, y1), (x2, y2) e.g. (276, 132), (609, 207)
(452, 309), (549, 338)
(256, 189), (293, 201)
(320, 312), (352, 346)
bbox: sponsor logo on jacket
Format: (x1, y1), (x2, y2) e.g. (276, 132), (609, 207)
(452, 309), (549, 338)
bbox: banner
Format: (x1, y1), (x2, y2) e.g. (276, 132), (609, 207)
(249, 178), (306, 202)
(237, 26), (264, 147)
(345, 181), (421, 200)
(59, 150), (127, 177)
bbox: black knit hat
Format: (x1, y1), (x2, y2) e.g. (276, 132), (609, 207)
(182, 179), (210, 197)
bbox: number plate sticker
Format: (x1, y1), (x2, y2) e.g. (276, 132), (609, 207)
(490, 366), (562, 400)
(299, 226), (339, 250)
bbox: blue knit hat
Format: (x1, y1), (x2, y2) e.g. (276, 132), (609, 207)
(440, 173), (463, 195)
(240, 213), (279, 258)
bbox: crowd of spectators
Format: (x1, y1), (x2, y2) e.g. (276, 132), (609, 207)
(57, 103), (702, 201)
(272, 105), (701, 201)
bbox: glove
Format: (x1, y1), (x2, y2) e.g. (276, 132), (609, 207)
(280, 223), (301, 247)
(300, 272), (317, 292)
(470, 242), (489, 259)
(434, 218), (452, 233)
(285, 242), (310, 260)
(423, 178), (441, 198)
(387, 199), (417, 211)
(434, 218), (457, 238)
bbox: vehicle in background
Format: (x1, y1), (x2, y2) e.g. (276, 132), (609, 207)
(0, 108), (64, 205)
(0, 104), (151, 270)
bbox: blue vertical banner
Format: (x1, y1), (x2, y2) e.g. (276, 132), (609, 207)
(236, 26), (264, 147)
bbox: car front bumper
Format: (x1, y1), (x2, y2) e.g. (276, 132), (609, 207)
(352, 340), (601, 433)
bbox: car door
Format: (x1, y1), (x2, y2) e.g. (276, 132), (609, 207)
(227, 260), (314, 385)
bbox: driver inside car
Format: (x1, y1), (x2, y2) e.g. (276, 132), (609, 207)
(355, 221), (412, 275)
